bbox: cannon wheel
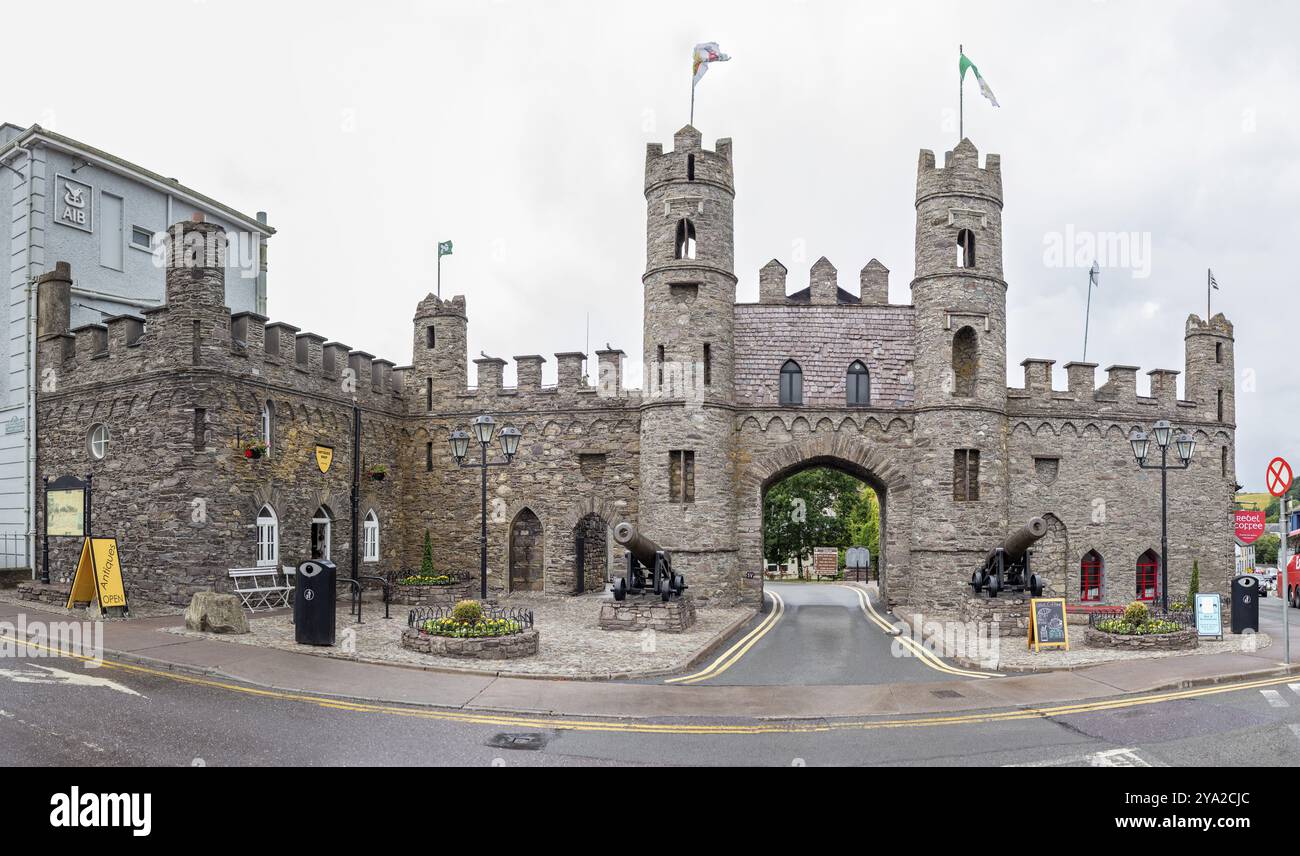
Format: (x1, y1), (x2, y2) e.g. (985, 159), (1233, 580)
(1029, 574), (1044, 598)
(674, 574), (686, 595)
(985, 576), (1000, 598)
(970, 570), (985, 593)
(612, 578), (627, 601)
(661, 575), (673, 602)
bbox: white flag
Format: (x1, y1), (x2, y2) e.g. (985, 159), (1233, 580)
(693, 42), (731, 87)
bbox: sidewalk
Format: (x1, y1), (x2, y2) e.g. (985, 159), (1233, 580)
(3, 599), (1296, 721)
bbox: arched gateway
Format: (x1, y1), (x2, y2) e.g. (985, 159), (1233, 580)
(737, 434), (912, 606)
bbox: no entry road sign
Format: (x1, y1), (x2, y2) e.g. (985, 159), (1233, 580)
(1268, 457), (1293, 498)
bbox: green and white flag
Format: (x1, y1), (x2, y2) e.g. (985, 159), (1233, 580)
(960, 52), (1000, 108)
(438, 240), (453, 257)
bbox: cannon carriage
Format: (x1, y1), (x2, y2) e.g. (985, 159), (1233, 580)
(610, 522), (687, 602)
(969, 517), (1048, 598)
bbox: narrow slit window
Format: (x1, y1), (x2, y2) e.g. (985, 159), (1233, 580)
(687, 154), (696, 181)
(426, 441), (434, 472)
(953, 449), (981, 502)
(956, 228), (976, 268)
(674, 218), (697, 260)
(669, 450), (696, 503)
(426, 327), (436, 349)
(193, 407), (206, 451)
(703, 343), (711, 387)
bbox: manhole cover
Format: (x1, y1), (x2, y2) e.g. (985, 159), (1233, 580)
(486, 733), (548, 751)
(931, 690), (963, 699)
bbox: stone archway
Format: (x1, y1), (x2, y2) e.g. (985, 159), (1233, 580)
(509, 508), (543, 592)
(739, 434), (911, 607)
(573, 513), (609, 593)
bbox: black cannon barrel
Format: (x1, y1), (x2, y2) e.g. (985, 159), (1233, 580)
(986, 517), (1048, 563)
(614, 522), (665, 566)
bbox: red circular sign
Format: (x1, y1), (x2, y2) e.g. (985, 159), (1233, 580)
(1268, 457), (1293, 498)
(1235, 510), (1267, 545)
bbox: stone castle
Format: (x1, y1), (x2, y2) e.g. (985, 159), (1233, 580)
(33, 128), (1237, 614)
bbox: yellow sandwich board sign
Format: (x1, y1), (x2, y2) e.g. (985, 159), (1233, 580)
(66, 538), (129, 615)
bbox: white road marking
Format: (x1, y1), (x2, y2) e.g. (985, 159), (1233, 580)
(1261, 689), (1289, 708)
(1009, 747), (1153, 767)
(0, 664), (142, 697)
(1287, 682), (1300, 696)
(1288, 724), (1300, 744)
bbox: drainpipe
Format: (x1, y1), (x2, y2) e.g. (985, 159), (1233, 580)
(13, 141), (36, 578)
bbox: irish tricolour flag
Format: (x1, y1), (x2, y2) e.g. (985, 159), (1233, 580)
(960, 52), (999, 108)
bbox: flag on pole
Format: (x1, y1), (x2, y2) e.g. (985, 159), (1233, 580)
(1209, 269), (1219, 290)
(959, 52), (1000, 108)
(1089, 261), (1101, 288)
(692, 42), (731, 87)
(438, 240), (453, 257)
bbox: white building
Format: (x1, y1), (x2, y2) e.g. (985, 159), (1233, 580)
(0, 123), (274, 571)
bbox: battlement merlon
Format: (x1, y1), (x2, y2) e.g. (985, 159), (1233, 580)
(1012, 360), (1189, 406)
(1186, 312), (1234, 339)
(414, 293), (467, 321)
(645, 125), (734, 195)
(916, 138), (1003, 206)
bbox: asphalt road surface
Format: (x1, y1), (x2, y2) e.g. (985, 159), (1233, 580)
(663, 582), (984, 686)
(3, 652), (1300, 767)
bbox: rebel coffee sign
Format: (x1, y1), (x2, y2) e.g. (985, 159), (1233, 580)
(1234, 510), (1266, 545)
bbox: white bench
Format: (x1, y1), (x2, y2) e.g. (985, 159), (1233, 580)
(228, 566), (294, 612)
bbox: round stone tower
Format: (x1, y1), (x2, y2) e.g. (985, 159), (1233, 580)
(637, 125), (742, 605)
(908, 138), (1010, 608)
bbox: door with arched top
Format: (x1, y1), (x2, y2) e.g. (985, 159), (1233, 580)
(510, 509), (543, 592)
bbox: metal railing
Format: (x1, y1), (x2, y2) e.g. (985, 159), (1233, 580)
(1087, 607), (1194, 630)
(408, 604), (534, 634)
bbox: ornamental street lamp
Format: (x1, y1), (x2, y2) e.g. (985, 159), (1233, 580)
(449, 416), (523, 599)
(1129, 419), (1196, 613)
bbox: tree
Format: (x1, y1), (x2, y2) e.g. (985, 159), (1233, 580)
(1257, 533), (1281, 567)
(1187, 560), (1200, 602)
(421, 529), (435, 576)
(762, 468), (879, 578)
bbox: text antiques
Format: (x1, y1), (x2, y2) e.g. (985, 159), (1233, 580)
(66, 538), (130, 617)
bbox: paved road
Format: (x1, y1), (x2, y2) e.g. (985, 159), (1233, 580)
(2, 652), (1299, 767)
(662, 583), (986, 686)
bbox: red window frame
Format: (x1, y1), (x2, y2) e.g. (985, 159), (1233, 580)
(1136, 553), (1159, 602)
(1081, 553), (1103, 602)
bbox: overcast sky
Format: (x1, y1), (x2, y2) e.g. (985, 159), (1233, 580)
(11, 0), (1298, 490)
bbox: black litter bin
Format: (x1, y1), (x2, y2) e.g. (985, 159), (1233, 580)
(1231, 575), (1259, 635)
(294, 559), (337, 646)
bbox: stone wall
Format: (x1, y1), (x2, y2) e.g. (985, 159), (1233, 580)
(400, 626), (539, 659)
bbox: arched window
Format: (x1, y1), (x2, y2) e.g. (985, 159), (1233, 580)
(311, 506), (332, 561)
(1081, 550), (1103, 602)
(847, 361), (870, 407)
(261, 400), (275, 458)
(674, 218), (697, 260)
(779, 360), (803, 406)
(1136, 549), (1160, 602)
(256, 505), (278, 567)
(363, 510), (380, 563)
(952, 326), (978, 397)
(956, 228), (976, 268)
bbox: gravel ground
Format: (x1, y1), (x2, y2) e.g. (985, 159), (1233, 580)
(163, 591), (753, 679)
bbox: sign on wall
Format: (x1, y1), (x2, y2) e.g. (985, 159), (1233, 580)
(315, 445), (334, 474)
(55, 174), (93, 233)
(1234, 510), (1267, 545)
(46, 486), (86, 538)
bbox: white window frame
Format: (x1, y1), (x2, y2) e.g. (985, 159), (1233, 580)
(130, 225), (155, 251)
(256, 505), (279, 567)
(312, 507), (332, 561)
(88, 424), (110, 460)
(363, 510), (380, 563)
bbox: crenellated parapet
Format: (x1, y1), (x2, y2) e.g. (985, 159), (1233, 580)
(37, 218), (408, 413)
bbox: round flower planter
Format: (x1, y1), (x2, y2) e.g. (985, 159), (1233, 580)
(401, 626), (539, 660)
(1085, 627), (1199, 651)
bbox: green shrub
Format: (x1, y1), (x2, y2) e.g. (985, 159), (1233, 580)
(1123, 600), (1150, 625)
(420, 530), (435, 577)
(1095, 618), (1183, 636)
(451, 599), (483, 624)
(420, 616), (524, 638)
(1188, 560), (1200, 603)
(397, 574), (454, 587)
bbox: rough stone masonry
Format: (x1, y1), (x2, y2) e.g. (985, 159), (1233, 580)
(34, 132), (1236, 620)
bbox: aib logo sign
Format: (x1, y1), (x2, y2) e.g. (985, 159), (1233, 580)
(56, 175), (93, 232)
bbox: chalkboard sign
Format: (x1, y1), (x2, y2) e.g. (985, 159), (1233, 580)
(1028, 597), (1069, 652)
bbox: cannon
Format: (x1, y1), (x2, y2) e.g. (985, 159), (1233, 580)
(610, 522), (686, 602)
(969, 517), (1049, 598)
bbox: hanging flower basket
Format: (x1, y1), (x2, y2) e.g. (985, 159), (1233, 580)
(369, 464), (388, 481)
(242, 440), (267, 460)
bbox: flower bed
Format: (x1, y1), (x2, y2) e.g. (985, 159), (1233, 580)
(1085, 601), (1199, 651)
(401, 601), (538, 660)
(388, 573), (476, 606)
(1085, 627), (1199, 651)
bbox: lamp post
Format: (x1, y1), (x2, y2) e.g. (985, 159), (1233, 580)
(449, 415), (523, 600)
(1129, 420), (1196, 613)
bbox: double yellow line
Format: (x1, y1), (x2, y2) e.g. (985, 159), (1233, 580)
(664, 590), (785, 685)
(843, 585), (999, 680)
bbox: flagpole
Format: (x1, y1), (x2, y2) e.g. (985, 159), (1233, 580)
(690, 75), (696, 126)
(437, 251), (442, 300)
(1083, 266), (1094, 362)
(959, 44), (964, 141)
(1207, 268), (1211, 320)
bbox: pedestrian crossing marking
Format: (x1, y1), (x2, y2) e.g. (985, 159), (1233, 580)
(1261, 689), (1289, 707)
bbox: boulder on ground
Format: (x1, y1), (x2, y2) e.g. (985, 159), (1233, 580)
(184, 592), (250, 634)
